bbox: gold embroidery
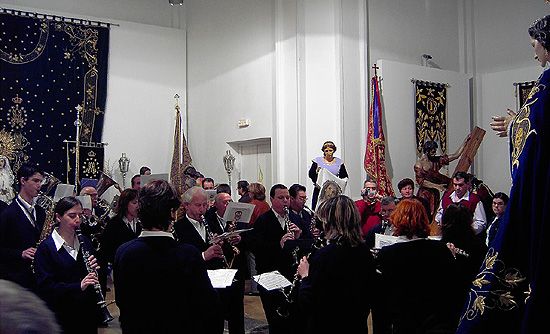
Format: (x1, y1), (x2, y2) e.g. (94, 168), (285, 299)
(0, 21), (49, 64)
(510, 85), (539, 171)
(459, 248), (527, 323)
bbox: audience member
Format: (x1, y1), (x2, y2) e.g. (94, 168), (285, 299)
(0, 162), (45, 290)
(435, 171), (487, 236)
(0, 279), (60, 334)
(33, 196), (100, 334)
(216, 183), (232, 195)
(114, 180), (222, 333)
(202, 177), (215, 190)
(248, 183), (270, 226)
(486, 192), (509, 247)
(355, 175), (382, 236)
(237, 180), (252, 203)
(131, 174), (140, 190)
(297, 195), (376, 333)
(139, 166), (151, 175)
(397, 177), (431, 221)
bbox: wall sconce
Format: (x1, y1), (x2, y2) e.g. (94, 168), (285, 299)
(169, 0), (184, 5)
(118, 153), (130, 188)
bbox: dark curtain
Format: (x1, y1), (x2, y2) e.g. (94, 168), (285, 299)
(0, 10), (109, 184)
(516, 81), (536, 109)
(414, 80), (448, 155)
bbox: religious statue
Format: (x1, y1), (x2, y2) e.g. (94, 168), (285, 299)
(308, 141), (348, 210)
(414, 135), (469, 219)
(0, 155), (16, 204)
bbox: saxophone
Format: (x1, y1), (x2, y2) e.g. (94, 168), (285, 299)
(75, 227), (114, 325)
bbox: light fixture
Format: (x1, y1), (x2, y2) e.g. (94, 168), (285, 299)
(118, 153), (130, 188)
(169, 0), (184, 5)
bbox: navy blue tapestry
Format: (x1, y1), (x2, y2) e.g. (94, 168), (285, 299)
(0, 10), (109, 184)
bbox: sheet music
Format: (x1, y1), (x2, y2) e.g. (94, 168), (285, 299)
(54, 184), (75, 202)
(253, 271), (292, 291)
(374, 234), (403, 249)
(207, 269), (238, 289)
(75, 195), (92, 210)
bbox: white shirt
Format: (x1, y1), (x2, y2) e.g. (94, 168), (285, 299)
(272, 209), (287, 231)
(187, 214), (207, 242)
(138, 230), (175, 239)
(435, 190), (487, 235)
(16, 195), (37, 227)
(123, 216), (137, 233)
(216, 213), (226, 230)
(52, 229), (80, 260)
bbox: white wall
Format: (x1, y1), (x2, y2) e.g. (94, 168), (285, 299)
(368, 0), (461, 71)
(472, 0), (548, 73)
(476, 65), (542, 194)
(185, 0), (274, 190)
(103, 21), (186, 186)
(378, 59), (471, 192)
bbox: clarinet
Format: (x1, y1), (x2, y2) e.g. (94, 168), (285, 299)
(201, 215), (230, 268)
(275, 207), (301, 318)
(75, 228), (114, 325)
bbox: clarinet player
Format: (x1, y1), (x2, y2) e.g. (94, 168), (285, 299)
(296, 195), (377, 333)
(250, 184), (302, 334)
(33, 196), (102, 334)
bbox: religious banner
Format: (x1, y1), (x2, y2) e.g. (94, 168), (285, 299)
(0, 9), (110, 181)
(364, 66), (394, 196)
(65, 143), (105, 184)
(515, 80), (537, 110)
(414, 80), (448, 156)
(170, 96), (193, 197)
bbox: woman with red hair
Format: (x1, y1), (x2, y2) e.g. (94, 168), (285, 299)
(375, 199), (463, 333)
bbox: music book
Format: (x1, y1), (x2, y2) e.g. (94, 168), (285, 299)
(53, 184), (75, 202)
(141, 173), (169, 186)
(253, 271), (292, 291)
(205, 189), (217, 201)
(222, 202), (255, 223)
(207, 269), (238, 289)
(374, 234), (443, 249)
(75, 195), (92, 210)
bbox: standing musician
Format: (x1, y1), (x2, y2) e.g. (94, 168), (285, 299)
(0, 162), (45, 290)
(250, 184), (302, 334)
(114, 180), (222, 333)
(296, 195), (377, 333)
(100, 189), (141, 269)
(33, 196), (101, 334)
(204, 191), (246, 334)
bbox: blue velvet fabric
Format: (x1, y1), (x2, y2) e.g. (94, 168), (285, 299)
(457, 68), (550, 333)
(0, 11), (109, 181)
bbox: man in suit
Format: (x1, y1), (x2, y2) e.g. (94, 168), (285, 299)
(173, 186), (225, 266)
(114, 180), (222, 333)
(251, 184), (302, 334)
(0, 162), (45, 290)
(204, 192), (246, 334)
